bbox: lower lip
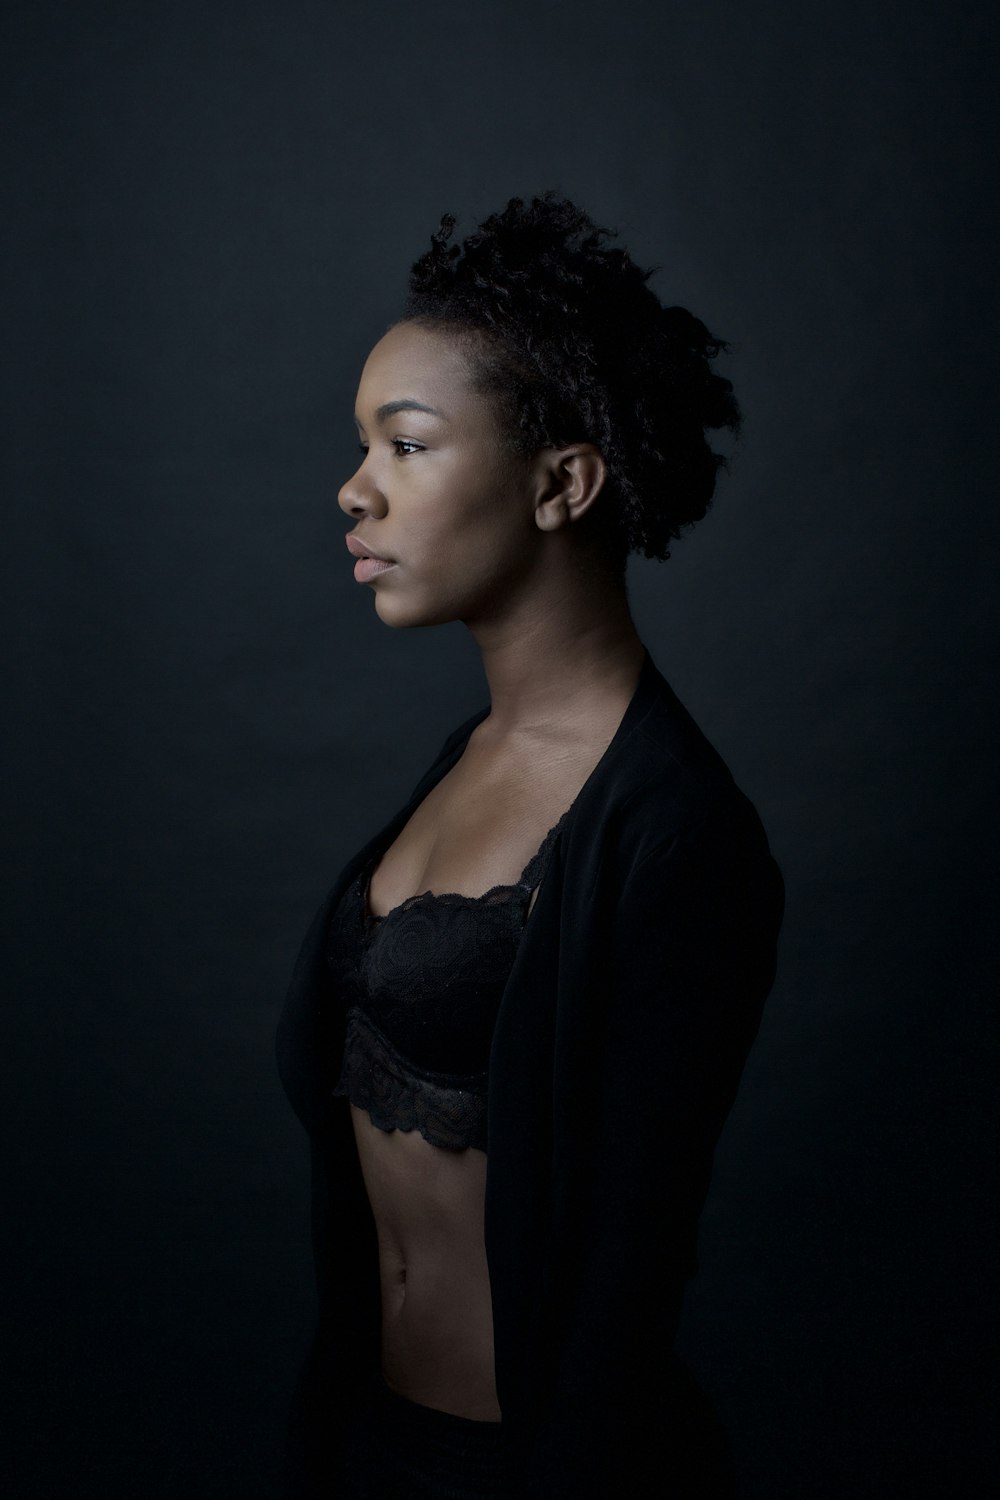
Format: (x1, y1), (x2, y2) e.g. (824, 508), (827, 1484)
(353, 558), (397, 583)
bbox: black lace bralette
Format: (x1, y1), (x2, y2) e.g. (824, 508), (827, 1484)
(325, 807), (571, 1153)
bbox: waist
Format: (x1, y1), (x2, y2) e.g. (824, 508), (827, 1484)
(368, 1366), (505, 1436)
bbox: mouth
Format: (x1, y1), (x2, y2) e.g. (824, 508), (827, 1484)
(345, 533), (394, 564)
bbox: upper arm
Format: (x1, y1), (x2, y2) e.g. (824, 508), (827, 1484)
(524, 801), (785, 1491)
(603, 804), (783, 1139)
(556, 802), (784, 1299)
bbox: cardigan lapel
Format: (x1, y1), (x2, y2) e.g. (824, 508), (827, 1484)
(278, 644), (664, 1146)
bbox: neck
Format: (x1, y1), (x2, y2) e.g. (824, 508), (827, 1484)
(467, 562), (646, 747)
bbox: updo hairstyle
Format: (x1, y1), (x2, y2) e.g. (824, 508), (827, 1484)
(402, 190), (742, 571)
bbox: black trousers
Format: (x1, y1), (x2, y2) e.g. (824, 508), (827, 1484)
(332, 1369), (510, 1500)
(285, 1347), (739, 1498)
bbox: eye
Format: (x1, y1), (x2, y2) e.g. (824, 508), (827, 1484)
(355, 439), (423, 458)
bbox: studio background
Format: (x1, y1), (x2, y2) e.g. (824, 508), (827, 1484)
(4, 1), (997, 1496)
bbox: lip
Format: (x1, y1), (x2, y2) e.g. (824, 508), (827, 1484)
(352, 556), (396, 584)
(345, 533), (394, 563)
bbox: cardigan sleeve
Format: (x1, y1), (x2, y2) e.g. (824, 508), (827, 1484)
(525, 801), (785, 1496)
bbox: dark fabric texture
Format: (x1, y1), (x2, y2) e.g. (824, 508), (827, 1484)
(326, 808), (569, 1152)
(275, 644), (785, 1498)
(332, 1004), (492, 1152)
(333, 1368), (511, 1500)
(329, 1366), (738, 1499)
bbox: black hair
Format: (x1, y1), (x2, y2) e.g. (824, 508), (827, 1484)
(401, 191), (742, 572)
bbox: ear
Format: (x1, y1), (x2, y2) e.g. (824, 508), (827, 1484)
(531, 443), (608, 533)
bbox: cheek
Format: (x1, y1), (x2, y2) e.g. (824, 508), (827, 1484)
(448, 490), (523, 581)
(415, 460), (511, 547)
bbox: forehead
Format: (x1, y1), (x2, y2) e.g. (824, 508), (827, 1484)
(356, 321), (479, 411)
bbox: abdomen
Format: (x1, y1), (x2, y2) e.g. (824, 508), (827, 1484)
(348, 1101), (502, 1422)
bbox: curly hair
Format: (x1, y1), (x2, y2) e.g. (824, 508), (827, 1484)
(401, 191), (742, 571)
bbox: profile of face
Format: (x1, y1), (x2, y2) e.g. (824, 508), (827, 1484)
(338, 320), (606, 630)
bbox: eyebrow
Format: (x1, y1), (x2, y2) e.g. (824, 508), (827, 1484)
(355, 399), (449, 426)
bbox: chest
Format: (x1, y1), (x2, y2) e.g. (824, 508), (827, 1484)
(365, 754), (589, 923)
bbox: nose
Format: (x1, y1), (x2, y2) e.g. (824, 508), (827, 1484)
(337, 454), (385, 520)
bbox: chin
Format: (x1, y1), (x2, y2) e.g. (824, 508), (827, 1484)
(373, 591), (456, 631)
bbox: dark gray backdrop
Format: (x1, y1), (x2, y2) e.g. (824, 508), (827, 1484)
(4, 1), (997, 1496)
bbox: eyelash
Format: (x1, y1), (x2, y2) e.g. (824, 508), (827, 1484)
(357, 439), (423, 458)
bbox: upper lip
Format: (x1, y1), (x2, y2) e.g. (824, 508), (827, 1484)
(345, 534), (394, 563)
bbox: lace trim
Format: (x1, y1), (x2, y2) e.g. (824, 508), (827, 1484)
(362, 806), (571, 927)
(332, 1006), (489, 1153)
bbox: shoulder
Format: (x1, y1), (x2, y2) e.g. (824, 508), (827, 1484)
(589, 665), (776, 872)
(601, 755), (785, 979)
(610, 768), (782, 946)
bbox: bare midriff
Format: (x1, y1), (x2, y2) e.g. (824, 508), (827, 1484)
(348, 1101), (504, 1421)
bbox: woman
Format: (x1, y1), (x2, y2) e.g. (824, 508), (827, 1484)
(276, 192), (785, 1499)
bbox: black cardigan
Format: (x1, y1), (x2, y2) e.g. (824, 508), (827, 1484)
(276, 644), (785, 1497)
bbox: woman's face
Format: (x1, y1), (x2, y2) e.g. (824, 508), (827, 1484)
(338, 319), (541, 629)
